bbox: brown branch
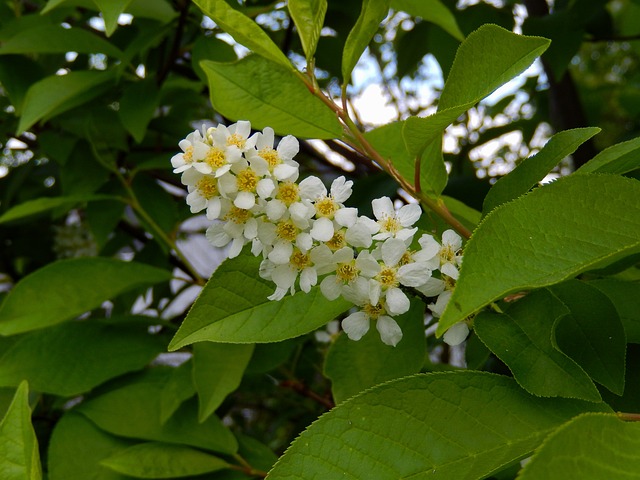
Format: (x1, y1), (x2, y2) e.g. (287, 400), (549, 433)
(279, 379), (334, 410)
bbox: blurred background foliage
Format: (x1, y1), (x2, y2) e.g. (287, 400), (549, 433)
(1, 0), (640, 477)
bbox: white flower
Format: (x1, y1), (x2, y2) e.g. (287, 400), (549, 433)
(340, 277), (403, 347)
(317, 247), (369, 300)
(181, 169), (227, 220)
(315, 320), (340, 343)
(217, 160), (275, 210)
(266, 216), (314, 264)
(361, 237), (432, 315)
(443, 321), (470, 346)
(207, 120), (257, 152)
(418, 230), (463, 279)
(205, 206), (259, 258)
(428, 290), (452, 318)
(171, 129), (209, 173)
(261, 246), (327, 300)
(371, 197), (421, 242)
(246, 127), (300, 181)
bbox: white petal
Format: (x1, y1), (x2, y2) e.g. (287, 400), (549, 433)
(396, 227), (418, 242)
(277, 135), (299, 160)
(300, 267), (317, 292)
(418, 234), (440, 259)
(397, 203), (421, 227)
(274, 163), (298, 181)
(443, 322), (470, 346)
(442, 229), (463, 251)
(206, 224), (230, 247)
(268, 241), (293, 264)
(234, 191), (256, 209)
(369, 279), (381, 306)
(310, 217), (334, 242)
(416, 277), (445, 297)
(244, 218), (258, 240)
(299, 176), (326, 200)
(296, 232), (314, 252)
(335, 207), (357, 227)
(330, 176), (353, 202)
(385, 287), (410, 315)
(271, 264), (297, 289)
(345, 223), (373, 248)
(376, 316), (403, 347)
(266, 199), (287, 221)
(205, 198), (222, 220)
(372, 196), (394, 220)
(356, 251), (380, 277)
(228, 237), (245, 258)
(381, 237), (406, 267)
(193, 162), (213, 174)
(441, 262), (459, 280)
(268, 287), (287, 301)
(429, 290), (452, 318)
(257, 178), (276, 199)
(342, 312), (370, 341)
(320, 276), (341, 300)
(398, 263), (431, 287)
(250, 156), (270, 176)
(259, 127), (275, 149)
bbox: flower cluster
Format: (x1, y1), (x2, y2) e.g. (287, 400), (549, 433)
(172, 121), (468, 347)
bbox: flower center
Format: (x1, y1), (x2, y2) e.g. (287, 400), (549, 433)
(363, 302), (385, 319)
(259, 147), (280, 168)
(315, 197), (338, 218)
(227, 133), (245, 149)
(336, 261), (358, 282)
(236, 168), (258, 192)
(196, 176), (218, 199)
(440, 245), (457, 264)
(290, 249), (310, 270)
(276, 220), (298, 242)
(380, 215), (401, 234)
(277, 182), (300, 206)
(205, 147), (226, 169)
(377, 267), (398, 288)
(183, 145), (194, 163)
(225, 206), (251, 224)
(326, 230), (346, 250)
(399, 250), (414, 266)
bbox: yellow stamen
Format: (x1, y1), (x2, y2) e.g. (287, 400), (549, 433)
(236, 168), (258, 192)
(277, 182), (300, 206)
(183, 146), (194, 163)
(336, 261), (358, 282)
(364, 302), (385, 319)
(196, 177), (218, 199)
(326, 230), (346, 250)
(224, 206), (251, 224)
(290, 249), (310, 271)
(377, 267), (398, 288)
(276, 220), (298, 241)
(380, 215), (401, 234)
(259, 147), (280, 168)
(227, 133), (245, 149)
(315, 197), (338, 218)
(205, 147), (226, 169)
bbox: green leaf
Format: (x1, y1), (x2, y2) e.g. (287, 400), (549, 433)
(437, 174), (640, 334)
(160, 361), (195, 424)
(169, 252), (351, 350)
(550, 280), (626, 395)
(474, 290), (601, 402)
(577, 135), (640, 175)
(201, 56), (342, 139)
(78, 369), (238, 455)
(0, 194), (119, 225)
(101, 442), (230, 478)
(193, 0), (291, 69)
(342, 0), (391, 84)
(0, 382), (41, 480)
(324, 298), (426, 404)
(92, 0), (134, 37)
(519, 413), (640, 479)
(48, 412), (133, 480)
(589, 279), (640, 344)
(391, 0), (464, 41)
(193, 343), (254, 422)
(0, 56), (43, 114)
(0, 25), (123, 57)
(482, 127), (601, 214)
(118, 79), (160, 143)
(266, 372), (609, 479)
(0, 258), (171, 335)
(288, 0), (327, 61)
(402, 25), (550, 194)
(0, 320), (167, 396)
(18, 70), (116, 134)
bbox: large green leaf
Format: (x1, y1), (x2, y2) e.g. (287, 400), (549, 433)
(18, 70), (116, 133)
(92, 0), (134, 37)
(169, 252), (351, 350)
(437, 174), (640, 334)
(193, 343), (254, 422)
(288, 0), (327, 61)
(519, 413), (640, 479)
(324, 298), (426, 404)
(482, 127), (601, 214)
(342, 0), (390, 84)
(0, 320), (167, 396)
(474, 290), (600, 402)
(48, 412), (133, 480)
(0, 194), (119, 224)
(0, 382), (41, 480)
(0, 25), (123, 57)
(550, 280), (626, 395)
(403, 24), (550, 155)
(201, 55), (343, 139)
(159, 361), (195, 424)
(101, 442), (230, 478)
(78, 369), (238, 455)
(391, 0), (464, 41)
(577, 135), (640, 175)
(0, 258), (171, 335)
(266, 372), (609, 479)
(193, 0), (291, 69)
(117, 79), (160, 143)
(589, 279), (640, 343)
